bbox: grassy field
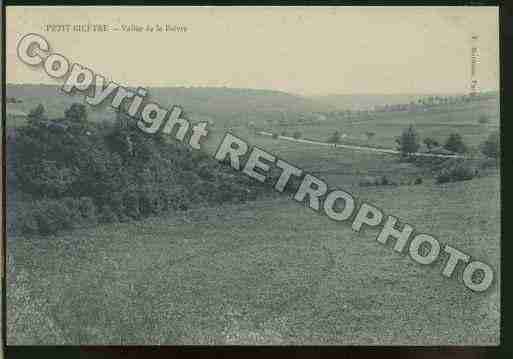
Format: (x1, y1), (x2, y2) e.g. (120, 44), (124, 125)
(253, 98), (499, 149)
(8, 173), (500, 345)
(6, 87), (500, 345)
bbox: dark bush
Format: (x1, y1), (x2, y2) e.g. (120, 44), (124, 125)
(478, 115), (490, 124)
(444, 133), (467, 154)
(13, 103), (272, 236)
(396, 126), (420, 159)
(123, 192), (141, 220)
(328, 130), (342, 144)
(423, 137), (439, 150)
(62, 197), (82, 223)
(98, 205), (118, 224)
(436, 164), (475, 184)
(16, 203), (39, 235)
(33, 199), (76, 235)
(139, 189), (163, 216)
(164, 185), (190, 211)
(107, 191), (125, 217)
(365, 131), (375, 140)
(481, 131), (499, 159)
(15, 197), (87, 235)
(359, 176), (378, 187)
(479, 158), (499, 170)
(78, 197), (97, 223)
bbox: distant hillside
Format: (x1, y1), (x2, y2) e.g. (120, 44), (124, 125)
(310, 93), (499, 111)
(6, 84), (499, 129)
(6, 84), (334, 127)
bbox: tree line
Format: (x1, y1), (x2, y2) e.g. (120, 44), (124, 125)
(396, 125), (499, 184)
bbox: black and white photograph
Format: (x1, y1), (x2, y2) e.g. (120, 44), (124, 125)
(4, 6), (501, 346)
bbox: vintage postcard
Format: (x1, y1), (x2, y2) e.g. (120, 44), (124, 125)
(5, 6), (500, 345)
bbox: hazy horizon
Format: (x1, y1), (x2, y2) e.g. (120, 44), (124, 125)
(6, 81), (497, 99)
(7, 6), (500, 96)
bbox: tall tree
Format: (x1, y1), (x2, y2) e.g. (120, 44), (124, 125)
(396, 125), (420, 158)
(64, 103), (88, 123)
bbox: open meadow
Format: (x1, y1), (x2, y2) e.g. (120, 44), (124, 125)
(6, 86), (501, 345)
(8, 175), (500, 344)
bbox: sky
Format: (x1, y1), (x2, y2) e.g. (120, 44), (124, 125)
(6, 6), (500, 96)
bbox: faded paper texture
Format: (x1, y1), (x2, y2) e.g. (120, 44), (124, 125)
(5, 6), (500, 345)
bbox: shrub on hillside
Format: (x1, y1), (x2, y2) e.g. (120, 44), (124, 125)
(26, 104), (47, 127)
(396, 126), (420, 159)
(161, 185), (190, 211)
(62, 197), (82, 223)
(98, 205), (118, 224)
(139, 188), (165, 216)
(16, 203), (39, 235)
(478, 115), (490, 124)
(78, 197), (97, 224)
(423, 137), (439, 150)
(123, 192), (141, 220)
(38, 200), (75, 234)
(359, 176), (378, 187)
(436, 163), (476, 184)
(15, 197), (89, 235)
(359, 175), (399, 187)
(18, 160), (78, 198)
(481, 131), (499, 159)
(14, 103), (273, 236)
(444, 133), (467, 154)
(365, 131), (375, 140)
(479, 158), (499, 170)
(327, 130), (342, 144)
(106, 191), (125, 217)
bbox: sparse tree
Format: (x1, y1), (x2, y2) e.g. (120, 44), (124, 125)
(444, 133), (467, 154)
(481, 131), (499, 159)
(396, 125), (420, 158)
(328, 130), (342, 144)
(365, 131), (375, 141)
(423, 137), (439, 150)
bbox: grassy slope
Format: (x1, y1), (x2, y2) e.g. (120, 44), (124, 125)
(8, 174), (500, 345)
(258, 98), (499, 149)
